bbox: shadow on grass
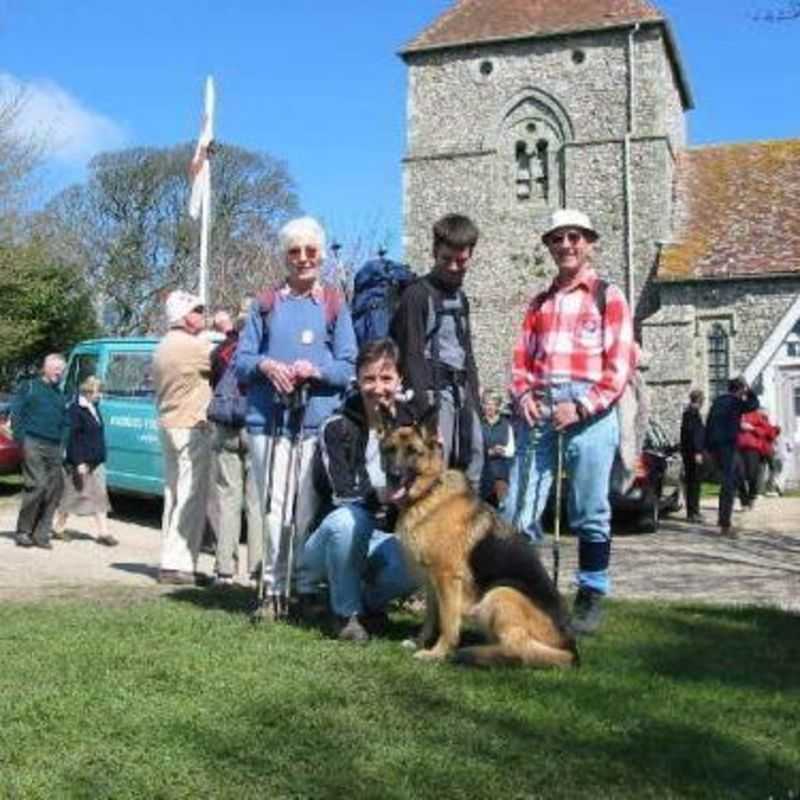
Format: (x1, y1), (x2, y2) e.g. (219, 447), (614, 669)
(631, 603), (800, 691)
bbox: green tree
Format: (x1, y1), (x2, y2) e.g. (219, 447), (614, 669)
(38, 142), (300, 334)
(0, 241), (98, 389)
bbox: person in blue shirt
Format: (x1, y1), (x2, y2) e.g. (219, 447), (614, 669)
(236, 217), (357, 620)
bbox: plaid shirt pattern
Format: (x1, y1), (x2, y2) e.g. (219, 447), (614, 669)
(510, 269), (635, 416)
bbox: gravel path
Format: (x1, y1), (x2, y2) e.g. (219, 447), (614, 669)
(1, 491), (798, 611)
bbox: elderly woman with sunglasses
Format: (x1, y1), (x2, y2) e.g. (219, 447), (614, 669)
(236, 216), (357, 620)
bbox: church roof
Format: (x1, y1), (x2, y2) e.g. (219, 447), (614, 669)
(658, 139), (800, 281)
(401, 0), (692, 108)
(402, 0), (664, 52)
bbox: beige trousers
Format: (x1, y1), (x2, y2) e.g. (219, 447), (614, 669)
(249, 432), (319, 596)
(159, 426), (212, 572)
(211, 423), (263, 577)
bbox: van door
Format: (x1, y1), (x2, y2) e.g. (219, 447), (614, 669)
(100, 348), (164, 497)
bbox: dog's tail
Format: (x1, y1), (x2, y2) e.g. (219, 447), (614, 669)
(453, 640), (578, 669)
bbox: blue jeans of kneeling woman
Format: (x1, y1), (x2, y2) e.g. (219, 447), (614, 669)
(502, 385), (619, 597)
(297, 504), (419, 618)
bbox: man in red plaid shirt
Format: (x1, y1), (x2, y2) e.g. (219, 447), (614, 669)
(503, 209), (634, 635)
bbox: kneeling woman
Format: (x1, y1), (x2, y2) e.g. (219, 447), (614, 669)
(297, 339), (419, 642)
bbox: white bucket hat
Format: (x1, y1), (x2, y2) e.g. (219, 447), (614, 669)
(541, 209), (599, 244)
(165, 290), (204, 327)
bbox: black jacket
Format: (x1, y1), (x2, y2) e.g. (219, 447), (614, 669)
(65, 401), (106, 467)
(680, 406), (705, 456)
(315, 393), (412, 521)
(705, 391), (759, 451)
(389, 275), (480, 418)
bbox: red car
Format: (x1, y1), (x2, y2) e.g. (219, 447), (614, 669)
(0, 400), (23, 475)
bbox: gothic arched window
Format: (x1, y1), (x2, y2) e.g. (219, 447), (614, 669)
(707, 323), (730, 400)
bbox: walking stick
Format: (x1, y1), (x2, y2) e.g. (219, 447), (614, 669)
(553, 430), (564, 588)
(282, 383), (309, 617)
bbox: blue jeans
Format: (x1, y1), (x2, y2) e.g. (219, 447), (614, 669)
(297, 504), (419, 617)
(503, 405), (619, 596)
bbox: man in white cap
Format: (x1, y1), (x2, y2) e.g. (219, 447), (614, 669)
(152, 290), (213, 585)
(504, 209), (634, 635)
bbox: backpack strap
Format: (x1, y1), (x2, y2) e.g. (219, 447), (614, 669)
(257, 284), (342, 336)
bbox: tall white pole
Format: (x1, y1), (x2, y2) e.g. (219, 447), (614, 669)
(199, 169), (211, 306)
(189, 75), (215, 306)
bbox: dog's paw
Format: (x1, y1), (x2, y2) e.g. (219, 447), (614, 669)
(413, 647), (447, 662)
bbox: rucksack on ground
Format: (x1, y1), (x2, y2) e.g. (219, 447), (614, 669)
(351, 256), (416, 347)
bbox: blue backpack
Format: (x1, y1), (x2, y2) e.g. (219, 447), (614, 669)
(351, 256), (416, 347)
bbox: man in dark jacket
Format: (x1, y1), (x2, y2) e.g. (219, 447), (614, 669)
(705, 376), (759, 537)
(296, 338), (419, 642)
(11, 353), (68, 548)
(680, 389), (706, 524)
(389, 213), (484, 491)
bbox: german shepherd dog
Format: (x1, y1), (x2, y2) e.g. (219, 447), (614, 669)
(380, 414), (579, 667)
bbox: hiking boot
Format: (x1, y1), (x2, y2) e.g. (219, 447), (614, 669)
(96, 534), (118, 547)
(572, 588), (605, 636)
(362, 610), (390, 637)
(720, 526), (739, 540)
(250, 596), (278, 625)
(52, 528), (72, 542)
(336, 614), (370, 644)
(15, 533), (34, 548)
(157, 569), (195, 586)
(291, 593), (328, 624)
(687, 513), (706, 524)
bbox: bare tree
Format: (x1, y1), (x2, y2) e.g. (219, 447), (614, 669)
(0, 89), (42, 232)
(36, 142), (300, 333)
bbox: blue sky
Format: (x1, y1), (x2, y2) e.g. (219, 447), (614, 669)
(1, 0), (798, 259)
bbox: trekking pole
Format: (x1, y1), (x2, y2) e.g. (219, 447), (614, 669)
(252, 410), (280, 623)
(282, 383), (309, 617)
(553, 430), (564, 588)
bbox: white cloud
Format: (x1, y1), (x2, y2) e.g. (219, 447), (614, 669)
(0, 72), (128, 165)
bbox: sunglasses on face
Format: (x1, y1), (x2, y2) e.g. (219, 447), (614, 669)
(546, 230), (585, 246)
(287, 246), (319, 259)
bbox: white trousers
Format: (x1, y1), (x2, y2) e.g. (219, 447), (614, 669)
(249, 433), (320, 596)
(159, 426), (212, 572)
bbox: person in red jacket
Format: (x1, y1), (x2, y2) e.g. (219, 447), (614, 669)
(736, 409), (778, 509)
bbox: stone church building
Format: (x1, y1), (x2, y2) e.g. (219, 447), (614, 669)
(400, 0), (800, 486)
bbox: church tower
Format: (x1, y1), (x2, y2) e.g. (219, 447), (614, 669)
(401, 0), (693, 388)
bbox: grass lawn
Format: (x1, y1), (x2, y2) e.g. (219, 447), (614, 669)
(1, 591), (798, 800)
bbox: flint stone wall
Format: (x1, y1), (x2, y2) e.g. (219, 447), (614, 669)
(403, 24), (685, 392)
(643, 278), (800, 435)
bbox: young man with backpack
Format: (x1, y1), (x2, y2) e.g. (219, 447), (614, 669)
(389, 213), (484, 490)
(504, 209), (634, 636)
(236, 216), (357, 620)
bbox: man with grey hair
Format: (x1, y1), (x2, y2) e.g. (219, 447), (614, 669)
(11, 353), (68, 549)
(152, 290), (213, 585)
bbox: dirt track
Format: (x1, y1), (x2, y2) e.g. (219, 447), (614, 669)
(1, 489), (798, 611)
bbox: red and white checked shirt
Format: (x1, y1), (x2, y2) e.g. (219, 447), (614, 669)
(509, 268), (635, 416)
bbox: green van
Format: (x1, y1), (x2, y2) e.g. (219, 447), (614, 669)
(64, 338), (163, 497)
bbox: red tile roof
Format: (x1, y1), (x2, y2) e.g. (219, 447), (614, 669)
(402, 0), (664, 53)
(659, 140), (800, 281)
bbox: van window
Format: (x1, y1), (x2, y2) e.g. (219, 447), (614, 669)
(63, 354), (99, 399)
(104, 352), (156, 399)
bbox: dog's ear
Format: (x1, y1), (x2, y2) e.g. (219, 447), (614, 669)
(418, 404), (439, 443)
(375, 403), (397, 439)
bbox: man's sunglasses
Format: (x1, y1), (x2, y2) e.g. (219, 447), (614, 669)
(546, 230), (585, 246)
